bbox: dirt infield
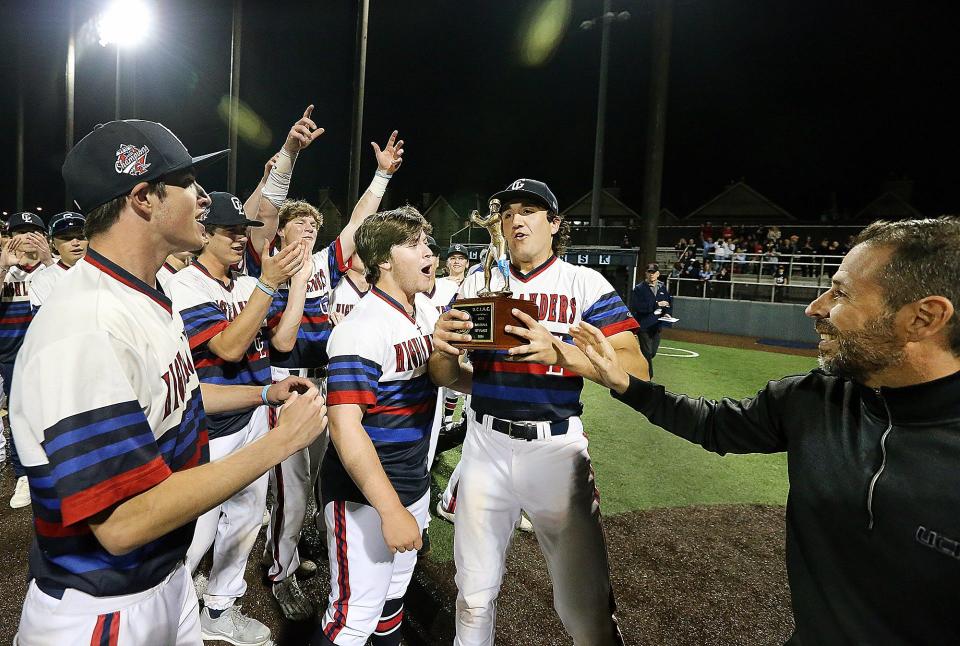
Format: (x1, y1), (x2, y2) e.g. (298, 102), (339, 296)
(0, 327), (803, 644)
(1, 462), (793, 644)
(662, 328), (818, 358)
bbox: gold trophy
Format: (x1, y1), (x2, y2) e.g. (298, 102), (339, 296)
(452, 199), (539, 349)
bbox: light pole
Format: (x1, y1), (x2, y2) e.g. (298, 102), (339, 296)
(581, 2), (630, 230)
(227, 0), (243, 195)
(97, 0), (152, 121)
(348, 0), (371, 208)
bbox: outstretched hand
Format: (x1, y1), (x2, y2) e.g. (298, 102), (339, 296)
(569, 321), (631, 394)
(372, 130), (404, 174)
(283, 105), (325, 154)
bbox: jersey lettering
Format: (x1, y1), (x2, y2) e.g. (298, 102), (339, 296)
(393, 334), (434, 373)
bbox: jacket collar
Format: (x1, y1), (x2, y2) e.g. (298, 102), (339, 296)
(858, 369), (960, 424)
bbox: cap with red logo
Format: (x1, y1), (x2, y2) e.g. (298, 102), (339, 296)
(62, 120), (228, 214)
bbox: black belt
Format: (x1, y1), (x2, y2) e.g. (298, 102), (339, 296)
(477, 413), (569, 441)
(301, 367), (327, 379)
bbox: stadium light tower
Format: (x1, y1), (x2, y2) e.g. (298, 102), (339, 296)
(97, 0), (153, 120)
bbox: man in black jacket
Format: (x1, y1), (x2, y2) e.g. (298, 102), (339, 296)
(629, 263), (673, 377)
(566, 217), (960, 643)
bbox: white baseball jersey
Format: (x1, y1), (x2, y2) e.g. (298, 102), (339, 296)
(28, 261), (72, 311)
(1, 262), (44, 363)
(248, 238), (349, 369)
(10, 248), (208, 598)
(458, 255), (638, 422)
(329, 273), (369, 320)
(167, 261), (271, 440)
(156, 261), (180, 292)
(426, 277), (459, 314)
(321, 287), (440, 508)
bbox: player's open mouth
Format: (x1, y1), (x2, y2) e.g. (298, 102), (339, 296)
(420, 265), (432, 275)
(514, 231), (527, 240)
(231, 244), (245, 254)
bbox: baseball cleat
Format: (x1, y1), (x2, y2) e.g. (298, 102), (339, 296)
(272, 576), (314, 622)
(436, 500), (455, 524)
(296, 559), (318, 579)
(200, 605), (272, 645)
(9, 476), (30, 508)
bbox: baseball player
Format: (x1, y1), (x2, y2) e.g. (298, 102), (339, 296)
(1, 210), (54, 509)
(430, 179), (646, 645)
(167, 190), (309, 645)
(28, 211), (89, 312)
(314, 207), (440, 646)
(329, 252), (369, 324)
(436, 244), (469, 426)
(12, 119), (325, 646)
(245, 131), (404, 622)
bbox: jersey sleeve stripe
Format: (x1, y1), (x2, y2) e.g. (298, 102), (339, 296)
(600, 318), (640, 336)
(61, 456), (171, 526)
(327, 390), (376, 406)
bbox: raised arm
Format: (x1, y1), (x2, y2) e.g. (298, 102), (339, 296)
(248, 105), (326, 254)
(90, 389), (326, 555)
(569, 321), (788, 455)
(207, 242), (305, 362)
(268, 241), (313, 352)
(337, 130), (405, 260)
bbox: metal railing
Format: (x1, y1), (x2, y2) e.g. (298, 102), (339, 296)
(659, 250), (846, 304)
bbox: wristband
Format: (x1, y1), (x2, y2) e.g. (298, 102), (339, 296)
(256, 279), (276, 297)
(261, 384), (272, 406)
(368, 170), (393, 198)
(262, 148), (297, 208)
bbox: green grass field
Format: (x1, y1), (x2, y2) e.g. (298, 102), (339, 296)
(426, 339), (817, 562)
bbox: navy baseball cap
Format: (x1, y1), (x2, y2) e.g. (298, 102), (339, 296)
(203, 192), (264, 228)
(446, 243), (469, 258)
(63, 120), (229, 214)
(425, 235), (441, 255)
(48, 211), (86, 237)
(490, 178), (559, 214)
(7, 212), (45, 233)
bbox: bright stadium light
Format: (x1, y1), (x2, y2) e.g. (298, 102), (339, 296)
(97, 0), (152, 48)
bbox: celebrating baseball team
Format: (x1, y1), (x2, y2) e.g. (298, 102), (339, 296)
(3, 100), (960, 646)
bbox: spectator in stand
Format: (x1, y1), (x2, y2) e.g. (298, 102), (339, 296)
(700, 221), (713, 242)
(714, 264), (731, 298)
(773, 265), (788, 302)
(713, 237), (732, 267)
(701, 236), (715, 261)
(699, 260), (715, 297)
(733, 247), (748, 274)
(720, 222), (734, 240)
(767, 225), (782, 243)
(764, 243), (780, 275)
(800, 236), (816, 278)
(675, 237), (689, 258)
(680, 252), (700, 297)
(826, 240), (843, 277)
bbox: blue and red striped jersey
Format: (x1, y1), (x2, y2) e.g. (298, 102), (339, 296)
(459, 255), (639, 422)
(168, 261), (272, 439)
(0, 263), (44, 363)
(11, 250), (208, 598)
(321, 287), (440, 507)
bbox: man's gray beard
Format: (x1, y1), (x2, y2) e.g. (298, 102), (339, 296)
(815, 315), (905, 383)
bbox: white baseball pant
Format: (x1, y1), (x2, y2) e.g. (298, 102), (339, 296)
(453, 408), (624, 645)
(15, 563), (199, 646)
(318, 492), (430, 645)
(185, 405), (269, 610)
(264, 367), (329, 582)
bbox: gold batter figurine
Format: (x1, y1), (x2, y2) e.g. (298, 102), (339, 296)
(470, 198), (512, 296)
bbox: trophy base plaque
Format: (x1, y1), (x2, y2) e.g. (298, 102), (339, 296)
(451, 297), (540, 350)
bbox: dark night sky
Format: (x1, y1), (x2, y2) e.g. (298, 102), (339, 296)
(2, 0), (959, 221)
